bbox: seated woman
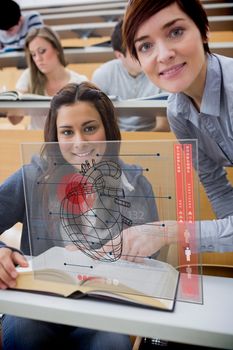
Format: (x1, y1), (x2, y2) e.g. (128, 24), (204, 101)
(0, 81), (158, 350)
(7, 26), (87, 129)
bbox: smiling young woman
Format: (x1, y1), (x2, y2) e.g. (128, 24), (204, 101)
(123, 0), (233, 237)
(0, 81), (158, 350)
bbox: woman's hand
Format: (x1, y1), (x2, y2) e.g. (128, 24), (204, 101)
(121, 221), (178, 262)
(0, 248), (28, 289)
(65, 221), (179, 263)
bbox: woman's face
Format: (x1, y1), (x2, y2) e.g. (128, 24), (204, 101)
(56, 101), (106, 169)
(134, 3), (207, 96)
(29, 36), (61, 74)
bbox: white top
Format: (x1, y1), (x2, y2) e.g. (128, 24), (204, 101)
(16, 68), (88, 129)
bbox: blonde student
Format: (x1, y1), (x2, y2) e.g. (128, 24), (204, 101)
(8, 26), (87, 129)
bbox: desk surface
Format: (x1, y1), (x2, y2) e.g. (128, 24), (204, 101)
(0, 275), (232, 349)
(21, 0), (126, 10)
(23, 2), (126, 14)
(43, 9), (125, 26)
(53, 21), (117, 39)
(0, 42), (232, 69)
(0, 46), (115, 68)
(0, 99), (168, 117)
(22, 2), (233, 16)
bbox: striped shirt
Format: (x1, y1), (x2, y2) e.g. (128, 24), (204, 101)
(0, 11), (43, 51)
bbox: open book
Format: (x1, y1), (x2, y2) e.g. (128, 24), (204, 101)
(0, 90), (51, 101)
(109, 92), (170, 102)
(15, 246), (179, 311)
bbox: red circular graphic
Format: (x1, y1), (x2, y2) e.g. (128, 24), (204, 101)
(56, 173), (95, 214)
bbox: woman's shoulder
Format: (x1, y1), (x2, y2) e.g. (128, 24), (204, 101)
(67, 69), (88, 84)
(20, 155), (47, 178)
(214, 53), (233, 65)
(212, 54), (233, 83)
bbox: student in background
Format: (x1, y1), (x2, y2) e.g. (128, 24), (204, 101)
(7, 26), (88, 129)
(0, 0), (43, 51)
(122, 0), (233, 244)
(92, 20), (170, 132)
(0, 81), (158, 350)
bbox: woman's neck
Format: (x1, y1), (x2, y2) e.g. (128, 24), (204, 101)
(184, 57), (208, 112)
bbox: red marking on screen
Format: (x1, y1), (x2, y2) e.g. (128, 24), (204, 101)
(174, 144), (200, 302)
(77, 274), (100, 282)
(57, 173), (96, 214)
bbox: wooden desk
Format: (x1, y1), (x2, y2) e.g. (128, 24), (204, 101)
(23, 1), (126, 14)
(53, 21), (117, 39)
(204, 3), (233, 16)
(0, 275), (232, 349)
(21, 0), (126, 10)
(209, 41), (233, 56)
(42, 9), (125, 25)
(208, 15), (233, 31)
(0, 46), (114, 68)
(0, 41), (232, 69)
(0, 99), (167, 118)
(38, 11), (233, 32)
(23, 2), (233, 16)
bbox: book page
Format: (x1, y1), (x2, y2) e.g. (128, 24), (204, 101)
(0, 90), (19, 100)
(0, 91), (51, 100)
(26, 246), (178, 300)
(17, 246), (179, 308)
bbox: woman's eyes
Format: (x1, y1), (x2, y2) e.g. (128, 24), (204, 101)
(83, 125), (97, 133)
(31, 48), (46, 57)
(60, 129), (73, 136)
(169, 27), (184, 39)
(137, 42), (153, 54)
(60, 125), (97, 136)
(38, 48), (46, 54)
(136, 27), (184, 54)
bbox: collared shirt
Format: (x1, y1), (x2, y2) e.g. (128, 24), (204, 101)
(167, 54), (233, 220)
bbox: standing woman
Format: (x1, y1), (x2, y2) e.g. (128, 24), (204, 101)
(8, 26), (87, 129)
(123, 0), (233, 227)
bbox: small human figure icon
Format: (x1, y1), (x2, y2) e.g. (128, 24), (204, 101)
(184, 246), (191, 262)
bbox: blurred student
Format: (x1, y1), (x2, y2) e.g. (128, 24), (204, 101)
(0, 0), (43, 51)
(92, 20), (170, 132)
(8, 26), (88, 129)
